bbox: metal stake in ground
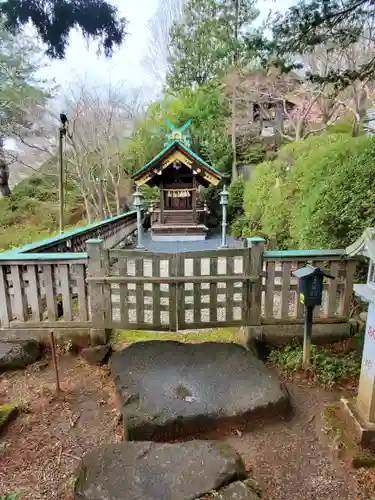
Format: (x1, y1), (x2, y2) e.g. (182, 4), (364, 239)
(50, 331), (61, 394)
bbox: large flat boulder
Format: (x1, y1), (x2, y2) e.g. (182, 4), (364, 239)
(110, 341), (290, 440)
(74, 440), (248, 500)
(0, 339), (41, 373)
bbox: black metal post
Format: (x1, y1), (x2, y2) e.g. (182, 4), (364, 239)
(58, 128), (64, 234)
(303, 305), (314, 370)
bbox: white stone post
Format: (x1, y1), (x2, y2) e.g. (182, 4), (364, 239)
(346, 228), (375, 424)
(133, 185), (144, 249)
(219, 184), (229, 249)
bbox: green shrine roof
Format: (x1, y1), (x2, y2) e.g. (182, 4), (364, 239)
(132, 121), (224, 184)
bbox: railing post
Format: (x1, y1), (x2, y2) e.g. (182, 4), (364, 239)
(244, 237), (265, 348)
(87, 239), (107, 345)
(248, 237), (265, 325)
(0, 265), (12, 328)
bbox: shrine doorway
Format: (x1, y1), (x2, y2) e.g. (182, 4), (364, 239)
(165, 191), (192, 210)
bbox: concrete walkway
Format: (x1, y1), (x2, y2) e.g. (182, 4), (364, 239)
(141, 230), (243, 253)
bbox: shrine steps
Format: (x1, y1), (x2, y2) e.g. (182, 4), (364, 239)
(150, 222), (208, 242)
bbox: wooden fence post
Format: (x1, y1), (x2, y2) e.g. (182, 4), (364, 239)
(0, 265), (12, 328)
(248, 237), (265, 325)
(87, 239), (107, 345)
(244, 237), (265, 348)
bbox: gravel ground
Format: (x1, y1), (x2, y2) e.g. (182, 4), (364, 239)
(224, 383), (357, 500)
(0, 356), (122, 500)
(194, 381), (365, 500)
(1, 352), (370, 500)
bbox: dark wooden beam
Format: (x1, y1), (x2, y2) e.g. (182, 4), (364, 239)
(160, 180), (164, 224)
(192, 175), (197, 222)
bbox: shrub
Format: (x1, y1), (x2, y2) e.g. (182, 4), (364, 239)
(230, 214), (249, 238)
(269, 343), (361, 385)
(243, 133), (375, 249)
(228, 178), (244, 221)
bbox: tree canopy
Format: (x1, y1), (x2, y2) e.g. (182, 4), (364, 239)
(272, 0), (375, 83)
(167, 0), (259, 90)
(1, 0), (126, 58)
(0, 20), (50, 195)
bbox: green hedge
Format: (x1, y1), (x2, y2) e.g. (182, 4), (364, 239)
(242, 133), (375, 249)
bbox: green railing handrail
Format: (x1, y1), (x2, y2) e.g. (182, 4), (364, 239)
(246, 237), (348, 259)
(264, 249), (346, 259)
(0, 248), (350, 263)
(8, 210), (137, 254)
(0, 252), (88, 262)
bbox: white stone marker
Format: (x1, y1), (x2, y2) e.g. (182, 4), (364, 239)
(346, 228), (375, 422)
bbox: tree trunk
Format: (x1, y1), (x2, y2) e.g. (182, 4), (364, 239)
(0, 161), (11, 196)
(231, 94), (237, 181)
(83, 193), (92, 223)
(352, 120), (360, 137)
(104, 188), (113, 218)
(234, 0), (239, 64)
(0, 138), (11, 196)
(114, 184), (121, 215)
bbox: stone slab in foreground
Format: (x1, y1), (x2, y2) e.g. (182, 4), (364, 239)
(110, 341), (290, 440)
(0, 339), (41, 373)
(74, 440), (260, 500)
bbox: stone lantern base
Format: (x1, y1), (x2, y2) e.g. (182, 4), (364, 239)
(341, 397), (375, 449)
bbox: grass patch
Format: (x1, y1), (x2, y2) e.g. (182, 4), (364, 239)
(0, 492), (25, 500)
(322, 403), (375, 468)
(269, 341), (361, 386)
(110, 327), (244, 347)
(0, 403), (18, 433)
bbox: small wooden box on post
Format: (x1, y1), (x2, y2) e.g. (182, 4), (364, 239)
(86, 238), (110, 345)
(344, 228), (375, 438)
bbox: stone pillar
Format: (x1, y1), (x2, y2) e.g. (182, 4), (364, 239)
(218, 184), (229, 249)
(357, 302), (375, 422)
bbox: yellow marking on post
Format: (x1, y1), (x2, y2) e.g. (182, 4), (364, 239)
(300, 293), (305, 305)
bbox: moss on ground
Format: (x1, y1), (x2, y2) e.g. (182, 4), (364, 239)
(0, 404), (18, 434)
(110, 327), (244, 347)
(322, 403), (375, 468)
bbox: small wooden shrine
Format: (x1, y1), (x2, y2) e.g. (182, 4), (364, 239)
(132, 121), (224, 241)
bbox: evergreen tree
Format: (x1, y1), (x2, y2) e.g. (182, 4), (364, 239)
(1, 0), (126, 58)
(0, 22), (49, 195)
(272, 0), (374, 83)
(167, 0), (259, 90)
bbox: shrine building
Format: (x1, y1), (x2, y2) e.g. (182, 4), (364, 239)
(132, 121), (224, 242)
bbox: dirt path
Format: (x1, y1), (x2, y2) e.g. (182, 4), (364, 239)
(0, 354), (373, 500)
(222, 383), (357, 500)
(0, 356), (121, 499)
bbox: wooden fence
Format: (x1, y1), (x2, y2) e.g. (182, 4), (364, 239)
(0, 237), (358, 344)
(259, 249), (357, 343)
(0, 252), (90, 340)
(87, 243), (263, 332)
